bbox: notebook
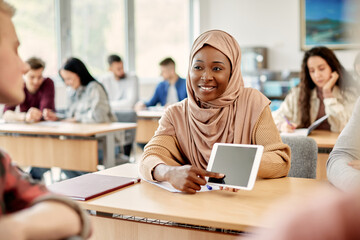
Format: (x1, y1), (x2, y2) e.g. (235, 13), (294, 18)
(281, 115), (329, 136)
(48, 173), (141, 201)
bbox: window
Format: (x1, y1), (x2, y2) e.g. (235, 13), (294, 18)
(11, 0), (57, 78)
(135, 0), (190, 79)
(71, 0), (126, 77)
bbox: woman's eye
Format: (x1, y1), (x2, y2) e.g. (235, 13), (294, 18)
(213, 67), (222, 71)
(193, 66), (202, 70)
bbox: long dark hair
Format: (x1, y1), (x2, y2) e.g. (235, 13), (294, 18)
(60, 57), (96, 86)
(298, 46), (352, 128)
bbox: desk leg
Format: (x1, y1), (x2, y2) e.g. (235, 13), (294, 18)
(316, 153), (329, 181)
(103, 133), (115, 168)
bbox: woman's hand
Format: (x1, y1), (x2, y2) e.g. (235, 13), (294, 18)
(348, 160), (360, 170)
(42, 109), (58, 121)
(323, 71), (339, 98)
(153, 164), (224, 194)
(279, 121), (297, 133)
(219, 186), (239, 192)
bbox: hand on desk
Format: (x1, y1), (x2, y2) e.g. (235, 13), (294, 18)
(153, 164), (225, 194)
(348, 160), (360, 170)
(43, 109), (58, 121)
(134, 101), (146, 112)
(25, 107), (42, 122)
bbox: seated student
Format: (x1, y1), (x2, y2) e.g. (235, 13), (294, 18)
(327, 97), (360, 191)
(3, 57), (55, 181)
(139, 30), (291, 194)
(44, 57), (116, 123)
(99, 54), (139, 111)
(99, 54), (139, 157)
(3, 56), (55, 122)
(272, 46), (356, 133)
(44, 57), (116, 178)
(0, 1), (90, 238)
(135, 57), (187, 110)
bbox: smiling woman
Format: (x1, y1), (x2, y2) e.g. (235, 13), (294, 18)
(139, 30), (291, 194)
(272, 46), (358, 133)
(190, 45), (231, 103)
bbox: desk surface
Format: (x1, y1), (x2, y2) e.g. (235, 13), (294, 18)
(0, 122), (137, 137)
(80, 164), (327, 232)
(308, 130), (339, 148)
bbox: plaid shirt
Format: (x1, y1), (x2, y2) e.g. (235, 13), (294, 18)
(0, 149), (48, 215)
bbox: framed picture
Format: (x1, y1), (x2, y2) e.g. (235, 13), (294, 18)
(300, 0), (360, 50)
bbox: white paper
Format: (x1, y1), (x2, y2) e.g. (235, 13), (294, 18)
(281, 115), (329, 137)
(143, 179), (218, 193)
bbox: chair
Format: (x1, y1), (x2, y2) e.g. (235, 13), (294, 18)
(281, 135), (318, 179)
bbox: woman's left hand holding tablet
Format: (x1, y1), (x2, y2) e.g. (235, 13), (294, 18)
(153, 164), (224, 194)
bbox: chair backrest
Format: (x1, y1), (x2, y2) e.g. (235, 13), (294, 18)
(114, 110), (137, 123)
(281, 135), (318, 179)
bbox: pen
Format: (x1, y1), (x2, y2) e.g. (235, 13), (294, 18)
(206, 184), (212, 190)
(283, 115), (292, 126)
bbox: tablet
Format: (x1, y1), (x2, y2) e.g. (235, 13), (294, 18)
(206, 143), (264, 191)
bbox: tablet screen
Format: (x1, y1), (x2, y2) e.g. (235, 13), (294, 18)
(208, 144), (259, 188)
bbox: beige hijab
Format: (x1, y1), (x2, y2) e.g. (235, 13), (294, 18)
(155, 30), (270, 169)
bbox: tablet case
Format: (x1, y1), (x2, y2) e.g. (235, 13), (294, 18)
(48, 173), (141, 201)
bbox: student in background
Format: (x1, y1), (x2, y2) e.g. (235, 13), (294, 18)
(44, 57), (116, 178)
(134, 57), (187, 111)
(272, 46), (356, 133)
(3, 57), (55, 181)
(0, 1), (90, 238)
(327, 97), (360, 191)
(3, 56), (55, 122)
(139, 30), (290, 193)
(99, 54), (139, 112)
(44, 57), (116, 123)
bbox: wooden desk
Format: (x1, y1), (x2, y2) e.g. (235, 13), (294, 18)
(308, 130), (339, 180)
(80, 164), (327, 240)
(135, 110), (163, 144)
(0, 122), (136, 171)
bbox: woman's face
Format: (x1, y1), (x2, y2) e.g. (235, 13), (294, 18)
(307, 56), (333, 88)
(60, 69), (81, 90)
(190, 45), (231, 102)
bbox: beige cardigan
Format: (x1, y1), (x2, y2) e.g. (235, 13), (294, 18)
(272, 86), (357, 132)
(140, 105), (291, 181)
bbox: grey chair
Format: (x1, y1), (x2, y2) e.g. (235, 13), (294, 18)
(281, 135), (318, 179)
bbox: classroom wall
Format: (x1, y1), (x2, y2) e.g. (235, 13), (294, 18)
(198, 0), (359, 71)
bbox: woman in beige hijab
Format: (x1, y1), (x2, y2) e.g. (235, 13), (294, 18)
(140, 30), (290, 193)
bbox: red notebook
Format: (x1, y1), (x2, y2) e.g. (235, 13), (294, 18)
(48, 174), (141, 201)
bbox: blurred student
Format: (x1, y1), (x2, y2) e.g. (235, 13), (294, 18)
(135, 57), (187, 111)
(327, 97), (360, 191)
(272, 46), (356, 133)
(44, 57), (116, 178)
(99, 54), (139, 112)
(0, 1), (90, 238)
(248, 188), (360, 240)
(3, 56), (55, 122)
(139, 30), (290, 194)
(44, 57), (116, 123)
(3, 57), (55, 180)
